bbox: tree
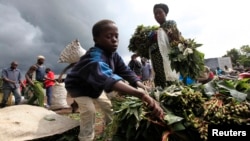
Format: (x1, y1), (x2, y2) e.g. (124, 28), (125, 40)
(239, 45), (250, 68)
(222, 45), (250, 68)
(223, 48), (241, 65)
(240, 45), (250, 56)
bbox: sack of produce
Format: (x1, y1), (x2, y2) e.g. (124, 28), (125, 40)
(0, 93), (14, 105)
(58, 39), (86, 63)
(50, 82), (70, 110)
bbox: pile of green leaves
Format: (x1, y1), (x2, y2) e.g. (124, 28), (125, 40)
(105, 79), (250, 141)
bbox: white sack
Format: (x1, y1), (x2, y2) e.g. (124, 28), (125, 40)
(58, 39), (86, 63)
(50, 82), (70, 110)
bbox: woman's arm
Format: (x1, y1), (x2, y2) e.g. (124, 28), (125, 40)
(25, 72), (34, 86)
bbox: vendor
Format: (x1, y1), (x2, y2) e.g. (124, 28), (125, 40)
(197, 66), (214, 84)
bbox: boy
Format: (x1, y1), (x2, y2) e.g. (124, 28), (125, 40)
(65, 19), (163, 141)
(128, 54), (142, 78)
(44, 68), (55, 108)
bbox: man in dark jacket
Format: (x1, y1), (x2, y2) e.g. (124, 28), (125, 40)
(128, 54), (142, 78)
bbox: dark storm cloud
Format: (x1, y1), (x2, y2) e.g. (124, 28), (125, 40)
(0, 0), (142, 76)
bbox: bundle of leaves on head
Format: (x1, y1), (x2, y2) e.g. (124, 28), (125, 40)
(128, 23), (205, 80)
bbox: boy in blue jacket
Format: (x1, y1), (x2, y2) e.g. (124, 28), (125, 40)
(65, 19), (163, 141)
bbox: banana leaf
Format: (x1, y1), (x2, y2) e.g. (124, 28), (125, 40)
(202, 80), (217, 97)
(163, 107), (184, 125)
(215, 80), (247, 102)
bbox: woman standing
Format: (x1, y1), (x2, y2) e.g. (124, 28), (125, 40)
(149, 3), (183, 88)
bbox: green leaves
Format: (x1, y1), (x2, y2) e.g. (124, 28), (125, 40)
(128, 25), (159, 58)
(168, 39), (205, 80)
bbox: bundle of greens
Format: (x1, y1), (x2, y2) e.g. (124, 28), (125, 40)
(128, 23), (205, 80)
(128, 25), (159, 58)
(168, 38), (205, 80)
(104, 79), (250, 141)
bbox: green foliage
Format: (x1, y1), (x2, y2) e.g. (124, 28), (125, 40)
(128, 24), (205, 80)
(108, 81), (250, 141)
(223, 45), (250, 67)
(168, 39), (205, 80)
(128, 24), (159, 58)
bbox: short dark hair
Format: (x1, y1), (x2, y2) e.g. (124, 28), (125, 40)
(153, 3), (169, 14)
(46, 68), (51, 71)
(131, 54), (138, 59)
(92, 19), (115, 38)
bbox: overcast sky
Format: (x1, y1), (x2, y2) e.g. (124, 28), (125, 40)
(0, 0), (249, 75)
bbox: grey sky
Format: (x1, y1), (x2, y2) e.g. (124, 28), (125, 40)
(1, 0), (250, 77)
(0, 0), (139, 75)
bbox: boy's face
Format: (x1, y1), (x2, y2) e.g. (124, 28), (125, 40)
(95, 23), (119, 53)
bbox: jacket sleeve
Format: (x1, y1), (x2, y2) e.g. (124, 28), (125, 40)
(77, 53), (123, 93)
(113, 54), (141, 87)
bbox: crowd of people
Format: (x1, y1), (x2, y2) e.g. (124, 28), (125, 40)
(128, 54), (153, 82)
(0, 55), (55, 108)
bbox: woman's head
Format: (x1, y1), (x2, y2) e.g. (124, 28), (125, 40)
(92, 19), (119, 53)
(131, 54), (138, 60)
(153, 3), (169, 25)
(45, 68), (51, 73)
(29, 65), (37, 72)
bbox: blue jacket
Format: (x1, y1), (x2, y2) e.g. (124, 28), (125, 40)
(65, 46), (140, 98)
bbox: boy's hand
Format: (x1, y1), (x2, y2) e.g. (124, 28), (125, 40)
(141, 94), (164, 119)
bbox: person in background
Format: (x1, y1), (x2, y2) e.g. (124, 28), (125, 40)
(44, 67), (55, 108)
(64, 19), (164, 141)
(0, 61), (25, 107)
(128, 54), (142, 79)
(25, 65), (45, 107)
(215, 67), (223, 76)
(234, 62), (244, 73)
(223, 65), (233, 76)
(197, 66), (214, 84)
(34, 55), (46, 93)
(148, 3), (181, 88)
(35, 55), (46, 83)
(140, 57), (153, 82)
